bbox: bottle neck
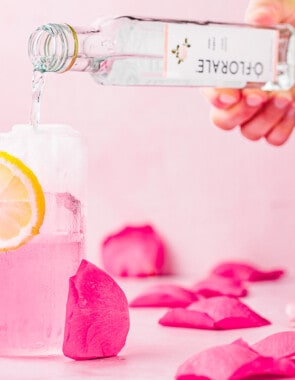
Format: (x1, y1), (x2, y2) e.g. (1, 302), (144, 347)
(29, 24), (78, 73)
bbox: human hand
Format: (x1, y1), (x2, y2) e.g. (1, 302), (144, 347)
(202, 0), (295, 146)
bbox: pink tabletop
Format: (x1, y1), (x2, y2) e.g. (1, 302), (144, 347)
(1, 274), (294, 380)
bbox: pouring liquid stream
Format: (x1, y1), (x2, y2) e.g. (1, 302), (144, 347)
(31, 70), (45, 129)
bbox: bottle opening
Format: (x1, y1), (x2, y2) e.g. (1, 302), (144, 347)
(29, 24), (77, 73)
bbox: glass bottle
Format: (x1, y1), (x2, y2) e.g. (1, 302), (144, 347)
(29, 16), (295, 90)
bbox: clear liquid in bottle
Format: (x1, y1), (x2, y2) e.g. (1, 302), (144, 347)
(28, 16), (295, 90)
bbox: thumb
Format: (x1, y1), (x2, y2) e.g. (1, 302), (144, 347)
(245, 0), (284, 26)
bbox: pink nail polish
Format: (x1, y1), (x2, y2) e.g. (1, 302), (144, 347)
(287, 104), (295, 117)
(274, 96), (291, 109)
(219, 94), (238, 105)
(246, 94), (264, 107)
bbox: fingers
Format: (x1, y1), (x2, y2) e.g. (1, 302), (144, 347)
(245, 0), (282, 25)
(202, 0), (295, 146)
(201, 88), (241, 109)
(208, 89), (295, 146)
(202, 86), (295, 146)
(266, 103), (295, 145)
(241, 92), (292, 140)
(210, 89), (268, 130)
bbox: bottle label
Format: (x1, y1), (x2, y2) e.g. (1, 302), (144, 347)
(164, 23), (279, 86)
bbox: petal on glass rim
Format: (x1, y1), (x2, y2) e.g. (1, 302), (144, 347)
(252, 331), (295, 358)
(230, 356), (295, 379)
(192, 275), (248, 298)
(188, 296), (270, 329)
(159, 308), (215, 329)
(101, 225), (166, 277)
(129, 284), (197, 308)
(159, 296), (270, 330)
(176, 341), (259, 380)
(211, 261), (285, 282)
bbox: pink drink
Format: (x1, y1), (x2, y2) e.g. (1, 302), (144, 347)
(0, 192), (84, 356)
(0, 124), (86, 356)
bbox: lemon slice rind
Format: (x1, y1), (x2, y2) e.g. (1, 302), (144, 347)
(0, 151), (45, 251)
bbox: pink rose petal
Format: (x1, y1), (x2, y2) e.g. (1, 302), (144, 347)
(176, 341), (259, 380)
(159, 308), (215, 329)
(159, 296), (270, 330)
(211, 261), (285, 282)
(188, 296), (270, 329)
(192, 275), (248, 298)
(177, 337), (295, 380)
(129, 284), (197, 308)
(230, 356), (295, 379)
(231, 338), (256, 352)
(63, 260), (130, 360)
(101, 225), (165, 277)
(252, 331), (295, 358)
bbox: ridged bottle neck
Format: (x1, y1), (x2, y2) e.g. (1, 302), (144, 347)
(29, 23), (78, 73)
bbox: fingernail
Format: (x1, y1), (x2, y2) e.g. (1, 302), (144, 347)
(246, 93), (264, 107)
(255, 5), (277, 15)
(219, 93), (238, 106)
(287, 104), (295, 117)
(251, 6), (278, 22)
(274, 96), (292, 109)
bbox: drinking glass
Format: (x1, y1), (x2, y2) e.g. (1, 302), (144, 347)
(0, 124), (86, 356)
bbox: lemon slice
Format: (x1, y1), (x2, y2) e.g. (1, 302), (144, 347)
(0, 151), (45, 251)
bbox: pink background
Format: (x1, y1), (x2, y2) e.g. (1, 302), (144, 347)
(1, 0), (295, 276)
